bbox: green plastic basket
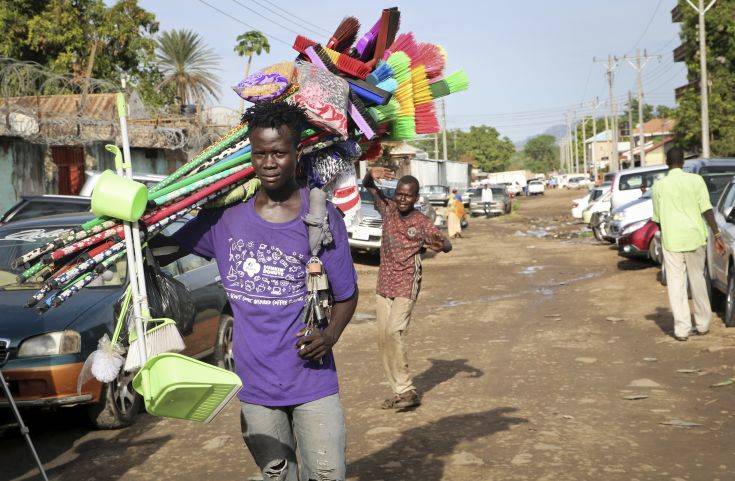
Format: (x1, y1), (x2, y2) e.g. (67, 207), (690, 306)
(90, 169), (148, 222)
(132, 353), (242, 423)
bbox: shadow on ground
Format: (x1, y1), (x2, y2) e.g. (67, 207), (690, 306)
(413, 358), (484, 397)
(645, 306), (674, 336)
(2, 409), (168, 481)
(617, 258), (656, 271)
(348, 407), (527, 481)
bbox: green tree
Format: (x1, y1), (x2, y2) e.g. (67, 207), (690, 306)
(523, 135), (558, 173)
(234, 30), (270, 111)
(673, 0), (735, 156)
(155, 29), (221, 111)
(453, 126), (516, 172)
(0, 0), (169, 104)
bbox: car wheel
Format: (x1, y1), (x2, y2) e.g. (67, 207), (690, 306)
(87, 367), (141, 429)
(660, 259), (667, 286)
(725, 270), (735, 327)
(214, 314), (236, 372)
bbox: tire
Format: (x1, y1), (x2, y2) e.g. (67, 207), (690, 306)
(87, 367), (141, 429)
(660, 259), (667, 286)
(725, 270), (735, 327)
(214, 314), (236, 372)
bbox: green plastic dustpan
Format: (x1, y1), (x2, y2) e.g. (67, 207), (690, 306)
(90, 169), (148, 222)
(132, 353), (242, 423)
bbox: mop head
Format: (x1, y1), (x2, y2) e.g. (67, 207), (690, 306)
(124, 318), (185, 372)
(77, 334), (125, 393)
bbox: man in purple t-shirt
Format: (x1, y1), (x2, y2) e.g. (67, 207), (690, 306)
(156, 102), (358, 481)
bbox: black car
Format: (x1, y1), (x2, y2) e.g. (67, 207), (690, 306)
(0, 195), (92, 225)
(0, 213), (233, 428)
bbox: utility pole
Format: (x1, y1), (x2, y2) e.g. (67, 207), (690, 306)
(565, 112), (573, 173)
(580, 116), (589, 174)
(573, 116), (579, 173)
(433, 133), (439, 159)
(628, 91), (635, 167)
(595, 55), (620, 171)
(441, 99), (448, 160)
(686, 0), (716, 158)
(587, 97), (601, 180)
(623, 49), (661, 166)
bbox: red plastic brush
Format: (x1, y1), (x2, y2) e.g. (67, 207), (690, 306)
(360, 140), (383, 161)
(413, 43), (445, 79)
(369, 8), (400, 68)
(327, 16), (360, 53)
(415, 102), (440, 134)
(293, 35), (371, 79)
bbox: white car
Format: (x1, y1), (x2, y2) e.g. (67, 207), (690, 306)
(500, 181), (523, 197)
(582, 190), (612, 225)
(527, 180), (545, 195)
(566, 175), (591, 189)
(609, 191), (653, 240)
(609, 165), (668, 211)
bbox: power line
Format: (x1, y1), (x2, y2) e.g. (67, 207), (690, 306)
(230, 0), (304, 37)
(254, 0), (332, 35)
(248, 0), (330, 37)
(196, 0), (292, 47)
(627, 0), (664, 54)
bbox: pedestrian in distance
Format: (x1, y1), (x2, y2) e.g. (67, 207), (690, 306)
(154, 101), (358, 480)
(363, 167), (453, 410)
(481, 183), (494, 218)
(652, 146), (725, 341)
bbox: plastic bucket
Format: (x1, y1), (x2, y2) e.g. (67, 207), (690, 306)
(90, 170), (148, 222)
(132, 353), (242, 423)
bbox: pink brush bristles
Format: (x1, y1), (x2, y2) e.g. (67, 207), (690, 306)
(383, 32), (418, 60)
(414, 43), (446, 79)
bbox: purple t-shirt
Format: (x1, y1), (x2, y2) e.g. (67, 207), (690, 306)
(173, 187), (357, 406)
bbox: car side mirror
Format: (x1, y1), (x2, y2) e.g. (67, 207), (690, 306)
(726, 206), (735, 224)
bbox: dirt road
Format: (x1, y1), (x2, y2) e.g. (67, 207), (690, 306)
(4, 188), (735, 481)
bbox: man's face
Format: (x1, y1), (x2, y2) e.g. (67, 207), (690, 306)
(249, 126), (299, 191)
(395, 182), (419, 214)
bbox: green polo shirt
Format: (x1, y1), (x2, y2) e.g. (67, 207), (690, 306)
(652, 168), (712, 252)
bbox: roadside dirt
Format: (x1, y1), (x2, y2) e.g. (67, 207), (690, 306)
(4, 188), (735, 481)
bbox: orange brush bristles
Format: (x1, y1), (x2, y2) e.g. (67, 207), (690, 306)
(411, 65), (433, 105)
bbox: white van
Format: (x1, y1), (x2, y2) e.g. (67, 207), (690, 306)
(610, 165), (668, 211)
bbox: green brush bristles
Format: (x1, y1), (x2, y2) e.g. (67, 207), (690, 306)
(368, 98), (400, 123)
(391, 116), (416, 140)
(386, 52), (411, 84)
(445, 69), (469, 93)
(429, 70), (469, 99)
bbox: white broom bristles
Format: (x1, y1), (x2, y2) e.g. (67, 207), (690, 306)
(124, 322), (185, 371)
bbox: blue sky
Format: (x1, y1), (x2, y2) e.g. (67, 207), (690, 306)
(140, 0), (685, 142)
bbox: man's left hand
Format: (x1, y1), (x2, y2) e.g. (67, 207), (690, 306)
(296, 328), (336, 361)
(715, 236), (726, 256)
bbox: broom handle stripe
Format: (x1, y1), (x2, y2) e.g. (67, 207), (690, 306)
(151, 163), (252, 206)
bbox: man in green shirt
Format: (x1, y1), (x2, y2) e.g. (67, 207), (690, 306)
(652, 147), (725, 341)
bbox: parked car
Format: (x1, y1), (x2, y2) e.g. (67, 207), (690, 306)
(1, 195), (91, 225)
(591, 210), (613, 242)
(609, 191), (653, 241)
(0, 213), (234, 428)
(609, 164), (668, 211)
(582, 188), (612, 225)
(703, 172), (735, 327)
(467, 185), (511, 216)
(460, 188), (473, 207)
(499, 181), (523, 197)
(617, 219), (661, 262)
(527, 180), (545, 195)
(419, 185), (450, 206)
(79, 170), (166, 197)
(566, 175), (591, 189)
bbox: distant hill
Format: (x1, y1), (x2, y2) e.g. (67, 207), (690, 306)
(515, 124), (567, 149)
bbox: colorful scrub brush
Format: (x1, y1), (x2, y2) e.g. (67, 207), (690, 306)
(293, 35), (371, 79)
(429, 69), (470, 99)
(383, 33), (418, 61)
(366, 61), (394, 85)
(368, 98), (399, 123)
(327, 16), (360, 52)
(391, 116), (416, 140)
(376, 78), (397, 93)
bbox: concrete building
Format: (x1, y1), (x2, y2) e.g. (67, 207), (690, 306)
(584, 130), (631, 172)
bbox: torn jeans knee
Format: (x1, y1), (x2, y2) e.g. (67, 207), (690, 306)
(263, 459), (288, 480)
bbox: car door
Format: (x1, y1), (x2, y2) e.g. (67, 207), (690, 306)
(175, 252), (226, 358)
(712, 183), (735, 286)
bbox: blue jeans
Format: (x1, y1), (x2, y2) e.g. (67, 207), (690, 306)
(240, 393), (346, 481)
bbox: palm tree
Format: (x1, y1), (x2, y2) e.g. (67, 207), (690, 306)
(234, 31), (270, 112)
(155, 29), (221, 112)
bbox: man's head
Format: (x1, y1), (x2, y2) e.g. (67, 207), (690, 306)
(241, 101), (309, 191)
(666, 146), (685, 169)
(395, 175), (420, 214)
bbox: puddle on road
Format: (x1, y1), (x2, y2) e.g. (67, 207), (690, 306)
(520, 265), (544, 275)
(438, 271), (601, 309)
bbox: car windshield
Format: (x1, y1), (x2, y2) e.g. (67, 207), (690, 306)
(619, 170), (667, 191)
(0, 226), (127, 290)
(491, 188), (505, 196)
(590, 189), (604, 201)
(8, 199), (91, 222)
(700, 167), (735, 205)
(466, 188), (482, 197)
